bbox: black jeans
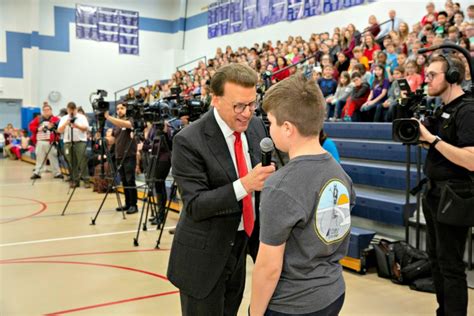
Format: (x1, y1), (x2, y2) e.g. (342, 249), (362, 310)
(422, 187), (469, 316)
(154, 160), (171, 209)
(264, 293), (345, 316)
(118, 156), (137, 207)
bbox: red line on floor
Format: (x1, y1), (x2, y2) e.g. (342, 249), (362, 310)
(43, 290), (180, 315)
(0, 248), (169, 263)
(0, 196), (48, 224)
(1, 259), (169, 281)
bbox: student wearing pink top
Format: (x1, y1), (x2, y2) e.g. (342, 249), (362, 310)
(405, 60), (424, 92)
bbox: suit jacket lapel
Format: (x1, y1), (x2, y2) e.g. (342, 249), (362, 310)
(204, 112), (238, 182)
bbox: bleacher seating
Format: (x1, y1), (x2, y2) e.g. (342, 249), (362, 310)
(325, 122), (423, 226)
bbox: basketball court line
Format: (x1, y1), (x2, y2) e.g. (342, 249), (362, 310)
(0, 226), (176, 248)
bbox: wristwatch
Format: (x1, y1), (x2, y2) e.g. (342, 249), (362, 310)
(431, 136), (442, 148)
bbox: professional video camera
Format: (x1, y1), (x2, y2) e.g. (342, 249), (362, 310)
(392, 83), (435, 144)
(162, 86), (207, 122)
(90, 89), (110, 131)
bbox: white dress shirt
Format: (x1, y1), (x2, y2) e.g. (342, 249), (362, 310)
(58, 114), (89, 142)
(213, 107), (256, 231)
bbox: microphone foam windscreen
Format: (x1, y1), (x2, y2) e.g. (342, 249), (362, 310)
(260, 137), (274, 153)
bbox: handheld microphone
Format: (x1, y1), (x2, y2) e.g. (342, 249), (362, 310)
(260, 137), (274, 167)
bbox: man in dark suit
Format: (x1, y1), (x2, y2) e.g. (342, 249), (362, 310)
(167, 63), (276, 315)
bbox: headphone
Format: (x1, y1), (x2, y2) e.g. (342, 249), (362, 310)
(439, 54), (461, 84)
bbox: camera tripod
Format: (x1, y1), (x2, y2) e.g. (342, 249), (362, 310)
(31, 136), (70, 186)
(132, 123), (177, 249)
(89, 129), (137, 224)
(60, 121), (102, 215)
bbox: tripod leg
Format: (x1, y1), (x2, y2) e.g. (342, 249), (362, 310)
(61, 141), (90, 216)
(91, 187), (111, 225)
(61, 185), (78, 216)
(155, 181), (177, 249)
(133, 186), (150, 246)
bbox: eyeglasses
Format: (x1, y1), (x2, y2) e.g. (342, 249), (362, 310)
(425, 71), (444, 81)
(221, 96), (257, 114)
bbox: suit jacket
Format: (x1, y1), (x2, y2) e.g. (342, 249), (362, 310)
(167, 110), (267, 299)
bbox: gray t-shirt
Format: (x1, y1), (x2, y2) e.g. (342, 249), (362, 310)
(260, 153), (356, 314)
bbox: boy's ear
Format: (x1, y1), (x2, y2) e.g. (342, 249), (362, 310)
(283, 121), (294, 136)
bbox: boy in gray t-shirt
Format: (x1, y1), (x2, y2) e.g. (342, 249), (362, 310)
(250, 74), (355, 316)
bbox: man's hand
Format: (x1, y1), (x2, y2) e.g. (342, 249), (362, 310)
(104, 111), (110, 120)
(241, 163), (276, 193)
(417, 119), (436, 144)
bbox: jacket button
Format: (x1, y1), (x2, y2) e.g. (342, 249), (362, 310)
(229, 241), (235, 247)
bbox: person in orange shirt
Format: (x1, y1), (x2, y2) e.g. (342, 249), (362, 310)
(352, 47), (369, 70)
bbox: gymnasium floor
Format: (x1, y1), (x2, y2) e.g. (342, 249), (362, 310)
(0, 159), (472, 315)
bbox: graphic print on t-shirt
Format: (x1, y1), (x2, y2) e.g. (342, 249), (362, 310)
(314, 179), (351, 244)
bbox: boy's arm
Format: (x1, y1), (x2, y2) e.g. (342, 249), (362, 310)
(250, 242), (286, 316)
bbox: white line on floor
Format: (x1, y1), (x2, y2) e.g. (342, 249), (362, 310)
(0, 226), (176, 247)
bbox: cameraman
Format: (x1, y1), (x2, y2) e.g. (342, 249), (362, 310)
(58, 102), (90, 188)
(418, 54), (474, 316)
(29, 102), (62, 179)
(141, 121), (172, 225)
(104, 103), (138, 214)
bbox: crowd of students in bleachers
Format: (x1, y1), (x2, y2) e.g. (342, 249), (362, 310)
(2, 1), (473, 162)
(127, 1), (473, 123)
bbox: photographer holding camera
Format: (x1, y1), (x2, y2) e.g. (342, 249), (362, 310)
(58, 102), (91, 188)
(29, 102), (62, 179)
(104, 103), (138, 214)
(418, 54), (474, 316)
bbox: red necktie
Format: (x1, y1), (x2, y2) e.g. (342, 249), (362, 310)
(233, 132), (254, 237)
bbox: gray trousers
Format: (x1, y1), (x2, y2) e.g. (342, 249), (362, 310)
(34, 141), (60, 175)
(64, 142), (89, 183)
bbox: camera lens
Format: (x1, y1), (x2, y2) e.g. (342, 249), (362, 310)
(398, 120), (419, 142)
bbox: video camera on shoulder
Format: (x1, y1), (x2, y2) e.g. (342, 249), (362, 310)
(392, 80), (434, 144)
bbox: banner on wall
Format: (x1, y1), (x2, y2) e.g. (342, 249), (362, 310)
(207, 0), (375, 38)
(76, 4), (98, 40)
(219, 0), (231, 36)
(118, 9), (139, 55)
(287, 0), (305, 21)
(304, 0), (323, 18)
(257, 0), (287, 27)
(208, 2), (220, 38)
(322, 0), (343, 14)
(230, 0), (243, 33)
(242, 0), (257, 31)
(98, 7), (119, 42)
(76, 4), (139, 55)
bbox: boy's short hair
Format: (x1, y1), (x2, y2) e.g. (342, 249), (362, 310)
(448, 26), (458, 33)
(67, 102), (77, 110)
(262, 74), (325, 137)
(352, 47), (362, 54)
(351, 72), (362, 79)
(438, 11), (448, 18)
(323, 65), (333, 70)
(394, 66), (405, 74)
